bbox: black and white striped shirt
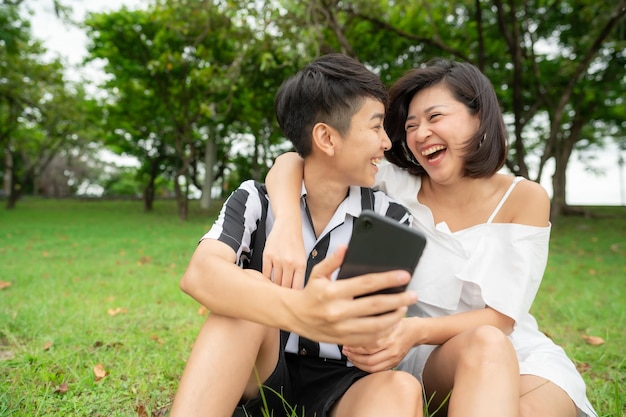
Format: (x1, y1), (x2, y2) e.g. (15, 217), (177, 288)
(203, 179), (411, 365)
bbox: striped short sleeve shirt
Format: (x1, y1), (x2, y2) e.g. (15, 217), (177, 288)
(203, 179), (411, 365)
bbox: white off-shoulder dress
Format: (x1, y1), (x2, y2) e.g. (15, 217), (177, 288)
(376, 164), (597, 417)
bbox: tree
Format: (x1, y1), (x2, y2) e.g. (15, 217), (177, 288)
(275, 0), (626, 219)
(85, 1), (259, 219)
(1, 1), (92, 208)
(3, 79), (96, 208)
(86, 0), (308, 219)
(204, 3), (308, 198)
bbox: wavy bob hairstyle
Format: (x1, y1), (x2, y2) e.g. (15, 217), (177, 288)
(384, 58), (508, 178)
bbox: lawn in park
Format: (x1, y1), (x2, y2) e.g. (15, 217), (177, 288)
(0, 198), (624, 416)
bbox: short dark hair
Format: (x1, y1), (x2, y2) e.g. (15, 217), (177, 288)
(384, 58), (507, 177)
(275, 53), (388, 157)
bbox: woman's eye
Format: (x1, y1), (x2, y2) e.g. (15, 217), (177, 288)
(428, 113), (442, 121)
(405, 124), (418, 132)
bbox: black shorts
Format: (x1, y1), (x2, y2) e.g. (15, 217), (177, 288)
(236, 333), (369, 417)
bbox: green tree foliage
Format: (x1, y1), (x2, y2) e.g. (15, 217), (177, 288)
(1, 1), (95, 208)
(275, 0), (626, 218)
(3, 0), (624, 218)
(85, 0), (307, 219)
(85, 6), (182, 213)
(0, 4), (33, 151)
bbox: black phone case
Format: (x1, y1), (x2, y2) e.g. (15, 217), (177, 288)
(337, 210), (426, 295)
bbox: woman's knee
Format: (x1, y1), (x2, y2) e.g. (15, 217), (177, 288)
(460, 325), (516, 368)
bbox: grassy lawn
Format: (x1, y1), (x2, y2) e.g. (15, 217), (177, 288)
(0, 199), (624, 416)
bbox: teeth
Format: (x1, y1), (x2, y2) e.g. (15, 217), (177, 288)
(421, 145), (446, 156)
(371, 158), (382, 166)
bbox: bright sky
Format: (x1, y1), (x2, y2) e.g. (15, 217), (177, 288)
(27, 0), (145, 86)
(25, 0), (626, 206)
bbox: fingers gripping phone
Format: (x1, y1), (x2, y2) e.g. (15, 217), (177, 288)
(337, 210), (426, 296)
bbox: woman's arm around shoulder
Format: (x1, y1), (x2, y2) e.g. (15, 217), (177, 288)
(264, 152), (307, 287)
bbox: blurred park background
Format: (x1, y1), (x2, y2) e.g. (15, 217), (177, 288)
(1, 0), (625, 416)
(2, 0), (625, 219)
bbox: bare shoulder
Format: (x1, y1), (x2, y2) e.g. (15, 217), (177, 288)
(507, 177), (550, 226)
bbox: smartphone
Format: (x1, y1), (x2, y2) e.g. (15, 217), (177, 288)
(337, 210), (426, 296)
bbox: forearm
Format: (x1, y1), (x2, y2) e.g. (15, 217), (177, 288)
(263, 152), (308, 286)
(266, 152), (304, 219)
(406, 307), (515, 346)
(180, 240), (418, 346)
(180, 242), (297, 330)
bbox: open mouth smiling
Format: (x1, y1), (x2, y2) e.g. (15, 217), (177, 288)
(421, 145), (447, 161)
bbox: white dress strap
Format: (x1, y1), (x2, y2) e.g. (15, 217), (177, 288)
(486, 177), (524, 224)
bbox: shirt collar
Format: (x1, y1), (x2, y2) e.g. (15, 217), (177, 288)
(300, 181), (366, 220)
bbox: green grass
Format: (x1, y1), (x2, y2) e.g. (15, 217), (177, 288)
(0, 198), (216, 416)
(0, 199), (624, 416)
(535, 207), (625, 417)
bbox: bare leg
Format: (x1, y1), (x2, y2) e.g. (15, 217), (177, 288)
(519, 375), (577, 417)
(170, 313), (279, 417)
(422, 325), (520, 417)
(331, 370), (423, 417)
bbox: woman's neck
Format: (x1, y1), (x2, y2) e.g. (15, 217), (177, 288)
(419, 175), (502, 231)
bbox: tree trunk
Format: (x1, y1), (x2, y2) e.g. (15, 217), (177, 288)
(550, 141), (575, 221)
(143, 157), (162, 212)
(143, 179), (155, 212)
(173, 173), (189, 221)
(6, 191), (19, 209)
(3, 147), (12, 197)
(181, 177), (189, 220)
(6, 165), (20, 210)
(32, 166), (40, 197)
(551, 110), (588, 220)
(550, 162), (566, 221)
(200, 137), (217, 210)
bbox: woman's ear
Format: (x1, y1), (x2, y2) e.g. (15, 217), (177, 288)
(311, 122), (336, 156)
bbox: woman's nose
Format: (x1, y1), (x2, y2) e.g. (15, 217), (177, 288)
(415, 124), (431, 142)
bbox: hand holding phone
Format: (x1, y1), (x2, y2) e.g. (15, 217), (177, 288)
(337, 210), (426, 296)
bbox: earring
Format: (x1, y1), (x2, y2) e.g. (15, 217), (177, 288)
(402, 141), (421, 167)
(478, 133), (486, 149)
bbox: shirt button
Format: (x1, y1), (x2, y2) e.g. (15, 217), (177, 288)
(311, 249), (318, 258)
(299, 348), (307, 356)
